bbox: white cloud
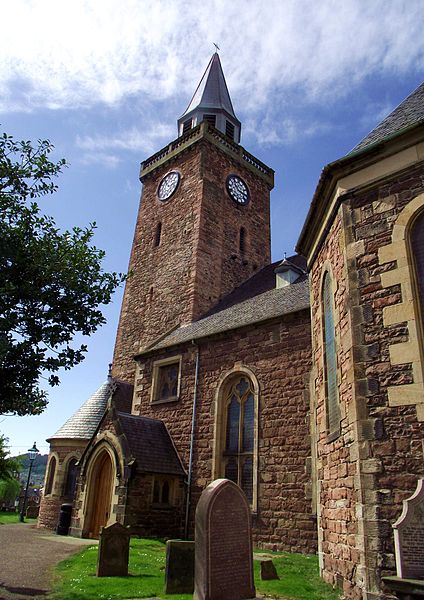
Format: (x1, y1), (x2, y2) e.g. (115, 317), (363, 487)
(76, 123), (175, 157)
(1, 0), (423, 118)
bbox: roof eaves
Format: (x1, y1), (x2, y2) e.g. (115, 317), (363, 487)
(296, 120), (424, 258)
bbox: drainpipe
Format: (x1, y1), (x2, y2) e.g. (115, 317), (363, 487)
(184, 340), (200, 539)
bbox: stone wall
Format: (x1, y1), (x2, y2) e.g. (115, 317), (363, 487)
(113, 134), (271, 384)
(38, 440), (86, 530)
(309, 163), (424, 598)
(125, 474), (185, 538)
(133, 309), (317, 553)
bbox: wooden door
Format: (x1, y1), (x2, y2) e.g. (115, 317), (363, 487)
(87, 451), (113, 538)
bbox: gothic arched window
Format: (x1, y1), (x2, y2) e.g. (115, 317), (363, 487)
(222, 376), (255, 503)
(45, 456), (56, 495)
(411, 210), (424, 333)
(322, 272), (340, 438)
(64, 458), (78, 498)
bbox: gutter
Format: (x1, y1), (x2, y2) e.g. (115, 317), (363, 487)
(184, 340), (200, 539)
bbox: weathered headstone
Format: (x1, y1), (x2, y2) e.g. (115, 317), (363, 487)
(393, 478), (424, 579)
(164, 539), (195, 594)
(194, 478), (255, 600)
(97, 522), (130, 577)
(257, 557), (279, 580)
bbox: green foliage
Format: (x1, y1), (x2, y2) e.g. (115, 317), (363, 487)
(0, 478), (20, 502)
(50, 538), (342, 600)
(0, 131), (126, 415)
(0, 435), (21, 481)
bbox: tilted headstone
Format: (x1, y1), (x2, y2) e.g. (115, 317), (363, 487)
(257, 557), (279, 580)
(393, 478), (424, 579)
(164, 539), (195, 594)
(194, 478), (255, 600)
(97, 522), (130, 577)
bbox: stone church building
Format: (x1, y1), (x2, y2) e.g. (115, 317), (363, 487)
(38, 53), (424, 599)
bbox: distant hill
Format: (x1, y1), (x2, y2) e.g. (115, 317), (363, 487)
(14, 453), (48, 487)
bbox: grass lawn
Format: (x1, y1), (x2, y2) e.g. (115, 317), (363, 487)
(50, 538), (342, 600)
(0, 511), (37, 525)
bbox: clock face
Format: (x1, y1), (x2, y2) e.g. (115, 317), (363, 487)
(226, 174), (250, 206)
(157, 171), (180, 201)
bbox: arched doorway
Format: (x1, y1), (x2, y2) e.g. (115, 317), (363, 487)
(85, 450), (114, 538)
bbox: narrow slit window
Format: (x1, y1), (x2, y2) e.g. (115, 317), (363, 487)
(239, 227), (246, 254)
(154, 222), (162, 247)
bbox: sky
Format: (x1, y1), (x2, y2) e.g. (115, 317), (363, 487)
(1, 0), (424, 457)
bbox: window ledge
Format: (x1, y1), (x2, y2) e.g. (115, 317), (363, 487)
(151, 396), (179, 405)
(151, 503), (174, 510)
(326, 429), (340, 443)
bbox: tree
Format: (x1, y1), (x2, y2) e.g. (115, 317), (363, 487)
(0, 132), (125, 415)
(0, 435), (21, 481)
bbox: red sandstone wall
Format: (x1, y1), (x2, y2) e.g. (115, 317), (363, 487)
(309, 211), (361, 598)
(133, 310), (316, 554)
(309, 164), (424, 598)
(112, 138), (271, 384)
(348, 167), (424, 586)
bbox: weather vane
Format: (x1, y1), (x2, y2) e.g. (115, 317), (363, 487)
(213, 42), (220, 52)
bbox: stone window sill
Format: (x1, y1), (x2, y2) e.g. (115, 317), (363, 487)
(326, 428), (340, 443)
(151, 396), (179, 405)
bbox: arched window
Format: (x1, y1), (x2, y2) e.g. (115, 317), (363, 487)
(222, 376), (255, 503)
(322, 272), (340, 438)
(154, 222), (162, 247)
(152, 477), (172, 505)
(64, 458), (78, 498)
(45, 456), (56, 495)
(411, 210), (424, 331)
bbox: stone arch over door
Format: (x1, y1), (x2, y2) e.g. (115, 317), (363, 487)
(84, 447), (115, 538)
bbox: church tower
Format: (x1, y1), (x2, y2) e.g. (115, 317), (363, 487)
(113, 53), (274, 382)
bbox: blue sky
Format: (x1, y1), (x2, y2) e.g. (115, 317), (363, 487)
(1, 0), (424, 457)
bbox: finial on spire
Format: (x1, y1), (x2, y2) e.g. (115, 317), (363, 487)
(107, 363), (113, 383)
(213, 42), (220, 52)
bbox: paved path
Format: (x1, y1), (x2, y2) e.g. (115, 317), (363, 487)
(0, 522), (97, 600)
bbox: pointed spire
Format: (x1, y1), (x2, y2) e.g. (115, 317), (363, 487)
(178, 53), (241, 143)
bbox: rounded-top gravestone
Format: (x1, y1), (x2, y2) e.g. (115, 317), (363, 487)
(194, 478), (255, 600)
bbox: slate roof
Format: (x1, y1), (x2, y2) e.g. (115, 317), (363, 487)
(49, 379), (133, 441)
(116, 412), (186, 476)
(140, 258), (309, 355)
(351, 82), (424, 153)
(49, 380), (113, 441)
(180, 53), (237, 120)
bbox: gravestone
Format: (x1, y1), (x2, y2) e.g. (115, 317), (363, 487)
(164, 539), (195, 594)
(194, 478), (255, 600)
(257, 557), (279, 580)
(97, 522), (130, 577)
(393, 478), (424, 579)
